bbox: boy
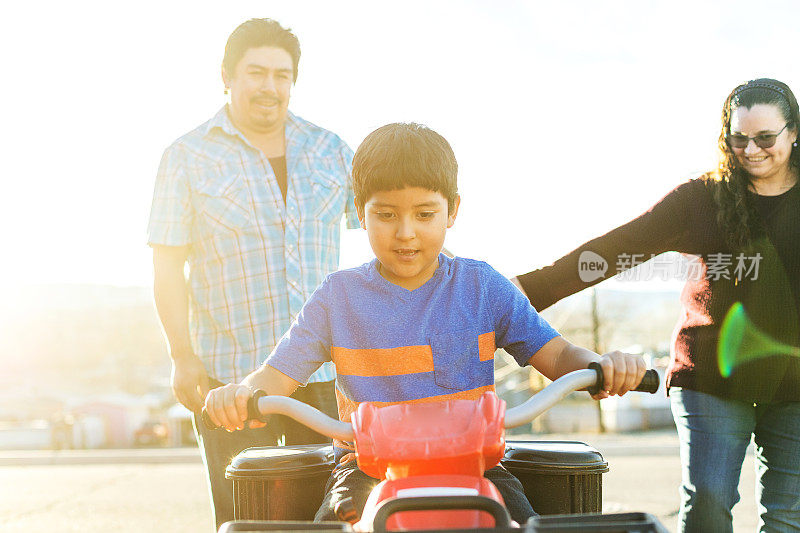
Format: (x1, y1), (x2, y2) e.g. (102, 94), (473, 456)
(204, 123), (647, 523)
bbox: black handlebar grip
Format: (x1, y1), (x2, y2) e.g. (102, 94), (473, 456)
(634, 369), (660, 393)
(588, 362), (660, 395)
(200, 388), (269, 430)
(587, 362), (604, 396)
(247, 389), (269, 422)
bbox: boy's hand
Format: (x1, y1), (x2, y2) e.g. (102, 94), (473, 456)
(203, 383), (266, 431)
(592, 351), (647, 399)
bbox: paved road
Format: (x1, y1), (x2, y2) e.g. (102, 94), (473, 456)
(0, 463), (212, 532)
(526, 430), (757, 532)
(0, 431), (759, 532)
(600, 445), (757, 532)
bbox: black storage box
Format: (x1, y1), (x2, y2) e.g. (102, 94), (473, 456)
(226, 440), (607, 522)
(226, 444), (335, 521)
(502, 440), (608, 515)
(525, 512), (669, 532)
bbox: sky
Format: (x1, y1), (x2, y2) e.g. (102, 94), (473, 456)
(3, 0), (800, 291)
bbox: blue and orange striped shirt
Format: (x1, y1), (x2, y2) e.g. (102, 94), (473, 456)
(265, 254), (560, 451)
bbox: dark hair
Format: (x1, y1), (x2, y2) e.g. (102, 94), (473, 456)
(352, 123), (459, 213)
(706, 78), (800, 251)
(223, 18), (301, 82)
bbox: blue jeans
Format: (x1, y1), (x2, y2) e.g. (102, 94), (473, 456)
(193, 380), (338, 531)
(671, 388), (800, 533)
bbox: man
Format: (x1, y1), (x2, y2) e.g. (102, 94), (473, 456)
(147, 18), (358, 529)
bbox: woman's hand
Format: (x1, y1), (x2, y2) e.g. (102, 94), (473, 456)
(592, 351), (647, 399)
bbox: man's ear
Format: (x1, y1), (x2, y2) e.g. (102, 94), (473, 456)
(221, 64), (231, 91)
(447, 195), (461, 228)
(355, 199), (366, 229)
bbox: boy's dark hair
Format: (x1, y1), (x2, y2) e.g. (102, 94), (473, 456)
(352, 123), (459, 213)
(223, 18), (301, 82)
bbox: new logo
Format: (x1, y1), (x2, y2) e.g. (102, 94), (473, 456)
(578, 251), (608, 282)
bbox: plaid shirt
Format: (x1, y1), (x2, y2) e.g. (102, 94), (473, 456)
(148, 106), (359, 384)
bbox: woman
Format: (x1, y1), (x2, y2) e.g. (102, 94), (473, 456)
(514, 78), (800, 532)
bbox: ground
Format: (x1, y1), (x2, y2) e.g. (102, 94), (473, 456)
(0, 431), (758, 532)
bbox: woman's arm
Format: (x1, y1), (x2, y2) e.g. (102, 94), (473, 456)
(516, 180), (699, 310)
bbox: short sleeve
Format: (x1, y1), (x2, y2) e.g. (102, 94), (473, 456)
(147, 146), (193, 246)
(339, 143), (360, 229)
(265, 279), (333, 384)
(485, 265), (561, 367)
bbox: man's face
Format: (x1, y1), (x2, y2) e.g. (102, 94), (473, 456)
(358, 187), (459, 291)
(224, 46), (293, 134)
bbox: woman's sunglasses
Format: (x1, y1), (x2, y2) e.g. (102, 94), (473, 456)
(727, 123), (790, 149)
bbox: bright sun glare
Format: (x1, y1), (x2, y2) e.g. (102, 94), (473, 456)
(2, 0), (799, 294)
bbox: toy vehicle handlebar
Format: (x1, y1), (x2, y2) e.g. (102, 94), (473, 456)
(504, 366), (659, 428)
(201, 390), (355, 440)
(201, 366), (659, 435)
(371, 495), (512, 531)
(596, 364), (660, 395)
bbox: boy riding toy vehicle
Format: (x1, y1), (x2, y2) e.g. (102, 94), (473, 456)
(204, 364), (668, 532)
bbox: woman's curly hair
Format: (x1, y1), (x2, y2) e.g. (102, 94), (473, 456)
(704, 78), (800, 252)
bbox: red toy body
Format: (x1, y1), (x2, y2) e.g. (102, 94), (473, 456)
(352, 391), (508, 530)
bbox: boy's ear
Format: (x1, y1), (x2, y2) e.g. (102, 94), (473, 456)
(355, 199), (366, 229)
(446, 195), (461, 228)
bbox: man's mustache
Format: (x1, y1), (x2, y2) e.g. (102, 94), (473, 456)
(251, 95), (282, 106)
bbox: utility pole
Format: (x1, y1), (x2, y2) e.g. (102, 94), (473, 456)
(591, 288), (606, 433)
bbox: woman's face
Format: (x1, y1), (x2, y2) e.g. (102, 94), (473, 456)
(729, 103), (797, 183)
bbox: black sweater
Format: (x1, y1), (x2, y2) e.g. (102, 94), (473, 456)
(517, 178), (800, 402)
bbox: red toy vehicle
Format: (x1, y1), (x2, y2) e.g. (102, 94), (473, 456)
(205, 365), (667, 532)
(354, 391), (509, 530)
